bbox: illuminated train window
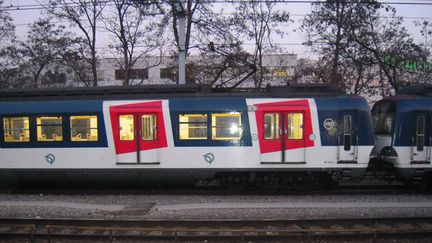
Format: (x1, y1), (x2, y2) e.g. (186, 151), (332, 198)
(70, 115), (98, 141)
(119, 115), (134, 141)
(264, 113), (279, 140)
(288, 113), (303, 140)
(179, 114), (208, 140)
(37, 116), (63, 142)
(142, 114), (157, 141)
(3, 117), (30, 142)
(211, 113), (242, 140)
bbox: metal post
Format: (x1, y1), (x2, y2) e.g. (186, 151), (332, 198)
(177, 1), (186, 85)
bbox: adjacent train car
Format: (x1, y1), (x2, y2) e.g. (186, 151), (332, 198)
(0, 85), (374, 189)
(372, 85), (432, 185)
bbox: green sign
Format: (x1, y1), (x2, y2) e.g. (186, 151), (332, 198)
(383, 53), (432, 72)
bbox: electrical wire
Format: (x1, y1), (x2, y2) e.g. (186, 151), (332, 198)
(3, 0), (432, 11)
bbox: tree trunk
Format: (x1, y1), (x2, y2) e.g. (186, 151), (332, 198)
(331, 2), (344, 86)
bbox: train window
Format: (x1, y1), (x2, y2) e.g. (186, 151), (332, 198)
(264, 113), (279, 140)
(3, 117), (30, 142)
(344, 115), (352, 151)
(37, 116), (63, 142)
(416, 116), (425, 151)
(70, 115), (98, 141)
(211, 113), (242, 140)
(142, 114), (157, 141)
(119, 115), (134, 141)
(371, 102), (394, 135)
(287, 113), (303, 140)
(179, 114), (208, 140)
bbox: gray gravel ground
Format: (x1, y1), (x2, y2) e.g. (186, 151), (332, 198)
(1, 193), (432, 220)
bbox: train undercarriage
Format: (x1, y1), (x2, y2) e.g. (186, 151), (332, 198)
(0, 167), (367, 191)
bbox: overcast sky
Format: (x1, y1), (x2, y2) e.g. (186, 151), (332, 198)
(4, 0), (432, 59)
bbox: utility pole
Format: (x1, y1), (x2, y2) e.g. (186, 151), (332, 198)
(175, 0), (186, 85)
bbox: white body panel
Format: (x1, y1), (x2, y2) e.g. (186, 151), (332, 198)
(374, 135), (392, 157)
(376, 134), (432, 169)
(390, 147), (432, 169)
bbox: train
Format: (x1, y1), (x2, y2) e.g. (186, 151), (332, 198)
(372, 85), (432, 187)
(0, 84), (376, 189)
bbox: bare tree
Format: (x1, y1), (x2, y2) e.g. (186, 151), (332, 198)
(301, 1), (430, 96)
(60, 40), (94, 86)
(47, 0), (106, 86)
(229, 0), (290, 88)
(156, 0), (250, 86)
(16, 19), (85, 88)
(302, 1), (378, 88)
(349, 5), (428, 94)
(102, 0), (164, 85)
(162, 0), (210, 56)
(0, 0), (17, 87)
(0, 0), (14, 45)
(193, 44), (255, 89)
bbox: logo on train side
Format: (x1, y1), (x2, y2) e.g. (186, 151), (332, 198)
(45, 153), (55, 165)
(203, 153), (215, 164)
(323, 118), (335, 130)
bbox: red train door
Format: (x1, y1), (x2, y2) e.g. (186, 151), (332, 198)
(110, 101), (167, 164)
(256, 100), (314, 164)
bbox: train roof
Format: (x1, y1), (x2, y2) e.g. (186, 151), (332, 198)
(399, 84), (432, 96)
(373, 85), (432, 105)
(0, 84), (355, 101)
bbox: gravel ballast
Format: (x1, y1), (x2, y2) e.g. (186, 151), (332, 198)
(0, 193), (432, 220)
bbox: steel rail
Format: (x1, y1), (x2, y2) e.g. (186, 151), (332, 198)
(0, 217), (432, 242)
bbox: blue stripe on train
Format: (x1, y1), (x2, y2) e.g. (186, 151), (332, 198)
(393, 97), (432, 146)
(0, 100), (107, 148)
(169, 98), (252, 147)
(315, 97), (374, 146)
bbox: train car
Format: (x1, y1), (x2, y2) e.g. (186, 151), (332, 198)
(0, 84), (374, 189)
(372, 85), (432, 185)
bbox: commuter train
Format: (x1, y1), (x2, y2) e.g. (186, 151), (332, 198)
(0, 84), (375, 189)
(372, 85), (432, 186)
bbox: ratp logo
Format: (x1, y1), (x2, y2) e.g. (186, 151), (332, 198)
(45, 154), (55, 165)
(203, 153), (215, 164)
(323, 118), (335, 130)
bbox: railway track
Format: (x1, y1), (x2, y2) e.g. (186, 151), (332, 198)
(0, 217), (432, 242)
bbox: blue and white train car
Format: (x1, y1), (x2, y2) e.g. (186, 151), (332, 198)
(372, 87), (432, 184)
(0, 85), (374, 188)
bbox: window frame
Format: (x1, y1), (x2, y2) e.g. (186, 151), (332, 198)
(119, 114), (135, 141)
(115, 68), (149, 80)
(287, 112), (304, 140)
(70, 115), (99, 142)
(178, 113), (209, 140)
(3, 116), (31, 143)
(211, 112), (242, 141)
(264, 113), (280, 140)
(371, 101), (395, 135)
(141, 114), (158, 141)
(416, 115), (426, 151)
(36, 116), (63, 142)
(343, 115), (352, 151)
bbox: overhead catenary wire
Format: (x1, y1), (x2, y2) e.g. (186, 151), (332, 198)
(3, 0), (431, 59)
(3, 0), (432, 11)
